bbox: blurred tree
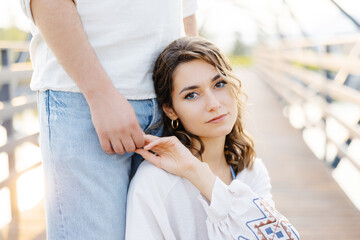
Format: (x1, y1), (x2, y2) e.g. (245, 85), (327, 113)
(231, 32), (250, 56)
(0, 27), (28, 41)
(199, 25), (215, 41)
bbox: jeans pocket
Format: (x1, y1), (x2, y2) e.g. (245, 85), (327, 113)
(144, 99), (163, 136)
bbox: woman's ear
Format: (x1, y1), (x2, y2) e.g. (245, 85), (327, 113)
(162, 104), (178, 120)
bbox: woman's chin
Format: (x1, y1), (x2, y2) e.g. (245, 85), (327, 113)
(198, 127), (233, 139)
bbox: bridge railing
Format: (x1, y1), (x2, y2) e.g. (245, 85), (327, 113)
(0, 41), (37, 238)
(254, 34), (360, 174)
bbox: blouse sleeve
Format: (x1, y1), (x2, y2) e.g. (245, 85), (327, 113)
(198, 161), (300, 240)
(126, 188), (175, 240)
(126, 163), (177, 240)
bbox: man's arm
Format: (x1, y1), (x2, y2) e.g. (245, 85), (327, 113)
(30, 0), (145, 154)
(183, 14), (198, 37)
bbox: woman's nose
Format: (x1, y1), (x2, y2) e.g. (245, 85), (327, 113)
(205, 91), (221, 112)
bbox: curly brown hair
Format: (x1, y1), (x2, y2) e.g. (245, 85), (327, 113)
(152, 37), (255, 173)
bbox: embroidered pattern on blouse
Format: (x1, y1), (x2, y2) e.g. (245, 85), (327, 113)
(238, 198), (300, 240)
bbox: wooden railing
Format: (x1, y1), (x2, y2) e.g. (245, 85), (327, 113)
(254, 34), (360, 173)
(0, 41), (37, 239)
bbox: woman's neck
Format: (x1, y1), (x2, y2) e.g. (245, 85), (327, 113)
(199, 136), (225, 166)
(196, 136), (232, 184)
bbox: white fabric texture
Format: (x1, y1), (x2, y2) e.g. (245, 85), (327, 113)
(19, 0), (198, 99)
(126, 159), (300, 240)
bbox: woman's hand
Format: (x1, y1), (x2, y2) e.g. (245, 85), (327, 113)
(135, 135), (217, 201)
(135, 135), (198, 179)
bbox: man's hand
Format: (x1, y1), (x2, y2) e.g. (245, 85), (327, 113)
(88, 87), (145, 154)
(31, 0), (144, 154)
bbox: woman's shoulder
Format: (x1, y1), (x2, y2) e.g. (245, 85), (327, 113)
(234, 158), (273, 204)
(251, 157), (268, 172)
(128, 161), (183, 199)
(235, 158), (270, 180)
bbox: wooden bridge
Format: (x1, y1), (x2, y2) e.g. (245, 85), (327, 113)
(1, 34), (360, 240)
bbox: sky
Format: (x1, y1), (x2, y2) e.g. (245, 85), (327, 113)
(1, 0), (360, 53)
(197, 0), (360, 51)
(0, 0), (30, 31)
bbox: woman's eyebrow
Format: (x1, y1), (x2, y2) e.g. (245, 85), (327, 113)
(179, 85), (199, 95)
(211, 74), (221, 82)
(179, 74), (221, 95)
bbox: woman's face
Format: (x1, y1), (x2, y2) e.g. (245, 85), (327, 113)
(164, 59), (238, 139)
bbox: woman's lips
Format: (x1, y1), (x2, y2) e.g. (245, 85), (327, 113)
(206, 114), (228, 123)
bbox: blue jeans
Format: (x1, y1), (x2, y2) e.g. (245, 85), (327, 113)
(38, 90), (163, 239)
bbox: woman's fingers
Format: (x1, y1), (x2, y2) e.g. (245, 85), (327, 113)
(143, 134), (160, 142)
(135, 149), (161, 167)
(143, 137), (171, 150)
(139, 135), (180, 160)
(142, 135), (161, 148)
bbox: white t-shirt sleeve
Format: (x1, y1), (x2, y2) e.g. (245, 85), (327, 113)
(198, 160), (300, 239)
(182, 0), (198, 18)
(19, 0), (36, 25)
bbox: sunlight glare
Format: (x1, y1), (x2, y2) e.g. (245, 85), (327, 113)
(303, 127), (326, 159)
(304, 102), (323, 124)
(15, 142), (41, 172)
(329, 102), (360, 125)
(0, 153), (9, 183)
(0, 0), (31, 31)
(0, 187), (12, 229)
(16, 166), (44, 212)
(325, 142), (338, 164)
(13, 109), (39, 135)
(0, 126), (7, 147)
(288, 104), (305, 129)
(347, 139), (360, 167)
(332, 158), (360, 211)
(11, 96), (27, 107)
(326, 117), (349, 145)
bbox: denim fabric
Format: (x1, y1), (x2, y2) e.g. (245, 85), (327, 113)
(38, 90), (163, 240)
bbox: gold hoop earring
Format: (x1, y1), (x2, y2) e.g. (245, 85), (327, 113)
(171, 119), (179, 129)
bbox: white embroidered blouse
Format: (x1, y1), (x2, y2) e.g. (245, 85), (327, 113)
(126, 158), (300, 240)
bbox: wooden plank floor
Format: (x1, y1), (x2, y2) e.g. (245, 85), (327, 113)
(241, 68), (360, 240)
(0, 200), (46, 240)
(1, 67), (360, 240)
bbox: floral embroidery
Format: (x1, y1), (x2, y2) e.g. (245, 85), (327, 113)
(238, 198), (300, 240)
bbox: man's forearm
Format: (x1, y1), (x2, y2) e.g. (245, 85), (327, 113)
(30, 0), (115, 101)
(183, 14), (198, 37)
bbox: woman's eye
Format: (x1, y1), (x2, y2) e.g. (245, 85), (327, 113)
(214, 80), (227, 89)
(185, 92), (198, 100)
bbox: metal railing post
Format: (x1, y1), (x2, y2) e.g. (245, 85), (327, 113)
(0, 48), (19, 240)
(254, 35), (360, 172)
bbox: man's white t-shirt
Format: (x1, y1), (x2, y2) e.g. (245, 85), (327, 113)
(20, 0), (198, 99)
